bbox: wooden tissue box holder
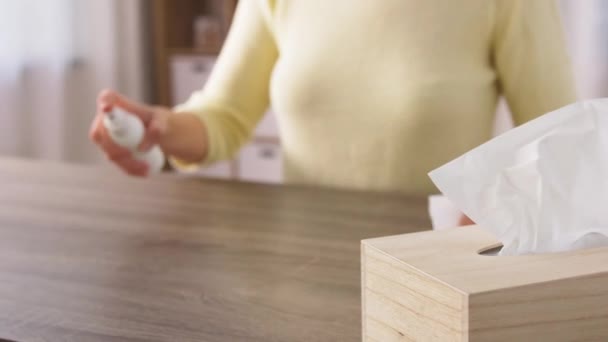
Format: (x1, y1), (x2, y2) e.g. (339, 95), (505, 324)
(361, 227), (608, 341)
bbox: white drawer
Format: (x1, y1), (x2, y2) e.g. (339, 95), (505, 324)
(237, 143), (282, 184)
(254, 109), (279, 137)
(197, 161), (233, 179)
(170, 55), (216, 106)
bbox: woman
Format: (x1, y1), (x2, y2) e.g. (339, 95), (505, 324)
(90, 0), (575, 201)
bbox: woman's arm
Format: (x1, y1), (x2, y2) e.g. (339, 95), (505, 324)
(493, 0), (577, 125)
(170, 0), (279, 169)
(90, 0), (279, 175)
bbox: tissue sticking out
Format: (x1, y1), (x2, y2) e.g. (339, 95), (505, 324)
(429, 99), (608, 256)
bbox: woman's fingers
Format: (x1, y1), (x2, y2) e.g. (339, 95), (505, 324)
(137, 109), (169, 152)
(97, 123), (132, 160)
(92, 88), (163, 177)
(458, 214), (475, 226)
(97, 89), (154, 124)
(89, 112), (104, 143)
(98, 130), (150, 177)
(113, 155), (149, 177)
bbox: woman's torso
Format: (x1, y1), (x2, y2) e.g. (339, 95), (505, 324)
(267, 0), (499, 194)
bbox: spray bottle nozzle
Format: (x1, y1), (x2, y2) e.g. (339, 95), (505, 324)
(103, 109), (127, 136)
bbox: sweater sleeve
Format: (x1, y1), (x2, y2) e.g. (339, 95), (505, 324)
(170, 0), (278, 170)
(493, 0), (577, 125)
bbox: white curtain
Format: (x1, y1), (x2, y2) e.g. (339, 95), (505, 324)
(560, 0), (608, 99)
(0, 0), (146, 164)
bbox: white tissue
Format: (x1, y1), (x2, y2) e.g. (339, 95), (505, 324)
(429, 99), (608, 255)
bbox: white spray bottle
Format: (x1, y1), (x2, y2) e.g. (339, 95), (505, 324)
(103, 107), (165, 173)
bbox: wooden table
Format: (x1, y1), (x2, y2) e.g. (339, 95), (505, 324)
(0, 158), (430, 342)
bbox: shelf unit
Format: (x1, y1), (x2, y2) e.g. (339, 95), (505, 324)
(151, 0), (236, 106)
(149, 0), (282, 183)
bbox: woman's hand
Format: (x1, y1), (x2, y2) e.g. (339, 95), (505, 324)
(458, 214), (475, 226)
(89, 89), (172, 177)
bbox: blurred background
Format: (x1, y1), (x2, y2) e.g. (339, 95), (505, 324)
(0, 0), (607, 185)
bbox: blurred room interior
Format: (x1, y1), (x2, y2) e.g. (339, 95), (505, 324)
(2, 2), (608, 341)
(1, 0), (607, 186)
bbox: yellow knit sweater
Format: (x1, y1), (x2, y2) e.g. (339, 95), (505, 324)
(174, 0), (576, 195)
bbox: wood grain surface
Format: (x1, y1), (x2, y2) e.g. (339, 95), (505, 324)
(0, 158), (429, 342)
